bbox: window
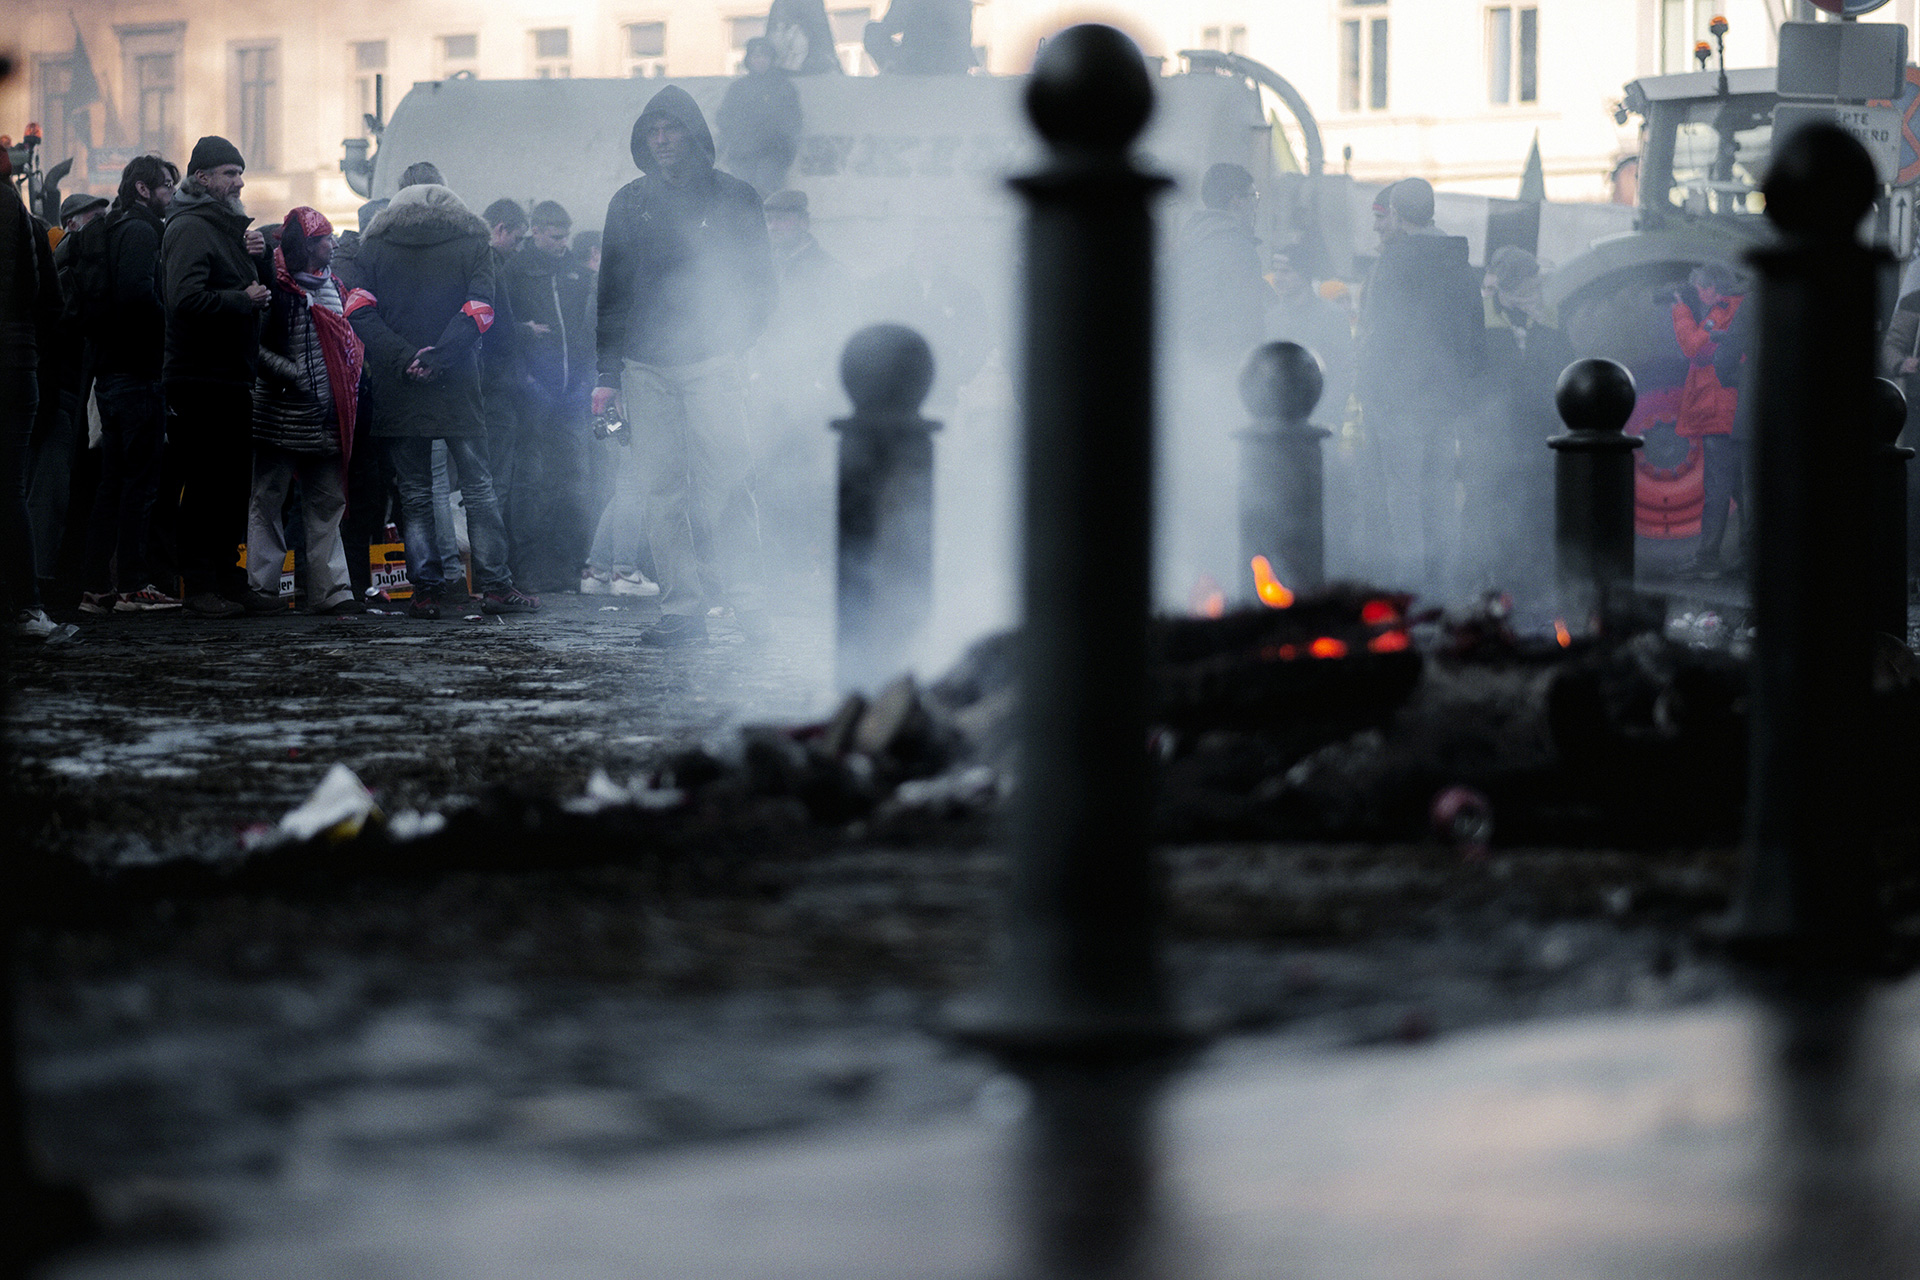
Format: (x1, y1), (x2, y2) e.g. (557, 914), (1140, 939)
(350, 40), (387, 136)
(1339, 4), (1389, 113)
(439, 33), (479, 78)
(1200, 26), (1246, 53)
(531, 28), (570, 78)
(727, 15), (766, 73)
(35, 54), (83, 163)
(627, 22), (667, 77)
(1660, 0), (1716, 74)
(830, 7), (874, 74)
(117, 23), (184, 162)
(230, 43), (279, 172)
(1487, 6), (1537, 105)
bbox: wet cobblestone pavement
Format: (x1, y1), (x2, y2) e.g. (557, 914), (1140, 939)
(0, 592), (1810, 1266)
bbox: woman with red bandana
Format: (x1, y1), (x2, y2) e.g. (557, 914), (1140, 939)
(245, 207), (367, 614)
(1671, 262), (1746, 577)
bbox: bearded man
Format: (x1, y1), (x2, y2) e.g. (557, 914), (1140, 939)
(160, 135), (271, 616)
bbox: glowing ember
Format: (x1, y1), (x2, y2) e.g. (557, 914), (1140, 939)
(1553, 618), (1572, 648)
(1190, 574), (1226, 619)
(1251, 556), (1295, 609)
(1309, 636), (1348, 659)
(1360, 599), (1399, 626)
(1367, 630), (1410, 654)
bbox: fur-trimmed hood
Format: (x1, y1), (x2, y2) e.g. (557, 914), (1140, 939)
(365, 184), (489, 247)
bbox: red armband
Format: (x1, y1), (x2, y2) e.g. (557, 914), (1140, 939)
(343, 289), (377, 317)
(461, 301), (495, 333)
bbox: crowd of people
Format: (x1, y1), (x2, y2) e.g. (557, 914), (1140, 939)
(1172, 163), (1756, 602)
(0, 78), (888, 645)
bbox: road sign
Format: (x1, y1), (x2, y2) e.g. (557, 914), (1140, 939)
(1778, 20), (1908, 100)
(1775, 102), (1904, 182)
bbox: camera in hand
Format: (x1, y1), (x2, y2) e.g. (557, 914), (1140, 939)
(592, 405), (630, 445)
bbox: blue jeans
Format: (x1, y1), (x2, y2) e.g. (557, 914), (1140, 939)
(388, 436), (513, 595)
(83, 376), (167, 593)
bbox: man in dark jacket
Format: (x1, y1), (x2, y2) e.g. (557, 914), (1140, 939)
(77, 155), (181, 614)
(3, 168), (63, 638)
(503, 199), (595, 590)
(717, 38), (802, 198)
(160, 135), (272, 617)
(345, 183), (536, 617)
(479, 197), (527, 547)
(1355, 177), (1485, 592)
(595, 85), (775, 645)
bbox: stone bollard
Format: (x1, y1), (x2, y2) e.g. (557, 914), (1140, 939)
(1546, 358), (1640, 629)
(1730, 122), (1885, 965)
(947, 25), (1190, 1280)
(1237, 342), (1330, 599)
(832, 324), (940, 694)
(1868, 376), (1914, 645)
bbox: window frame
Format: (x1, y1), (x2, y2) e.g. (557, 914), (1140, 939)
(228, 40), (281, 174)
(1486, 5), (1538, 106)
(116, 22), (185, 164)
(1338, 3), (1389, 114)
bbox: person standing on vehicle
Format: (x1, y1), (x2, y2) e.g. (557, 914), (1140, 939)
(503, 200), (595, 591)
(246, 207), (365, 615)
(161, 136), (273, 618)
(595, 85), (775, 646)
(1355, 176), (1485, 593)
(1671, 263), (1745, 578)
(346, 182), (537, 617)
(75, 157), (181, 614)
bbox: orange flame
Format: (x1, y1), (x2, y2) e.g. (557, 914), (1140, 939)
(1553, 618), (1572, 648)
(1251, 556), (1295, 609)
(1367, 630), (1410, 654)
(1309, 636), (1348, 659)
(1360, 599), (1399, 626)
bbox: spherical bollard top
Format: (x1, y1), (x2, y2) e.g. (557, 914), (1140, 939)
(1239, 341), (1325, 421)
(1763, 121), (1878, 239)
(841, 323), (935, 418)
(1869, 376), (1909, 446)
(1025, 24), (1154, 153)
(1555, 358), (1637, 434)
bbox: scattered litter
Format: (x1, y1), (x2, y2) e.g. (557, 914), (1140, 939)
(599, 606), (620, 612)
(465, 613), (506, 625)
(42, 623), (81, 646)
(1430, 785), (1493, 861)
(561, 767), (687, 815)
(387, 809), (447, 841)
(368, 637), (430, 646)
(882, 765), (1000, 818)
(244, 763), (382, 850)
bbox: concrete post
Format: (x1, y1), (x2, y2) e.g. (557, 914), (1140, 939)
(1730, 121), (1886, 965)
(1867, 376), (1914, 645)
(1546, 358), (1641, 629)
(833, 324), (939, 694)
(1236, 342), (1330, 599)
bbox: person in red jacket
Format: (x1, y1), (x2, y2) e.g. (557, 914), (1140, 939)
(1671, 263), (1746, 577)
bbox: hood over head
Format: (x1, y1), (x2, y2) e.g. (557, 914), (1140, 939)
(364, 183), (489, 245)
(630, 85), (716, 174)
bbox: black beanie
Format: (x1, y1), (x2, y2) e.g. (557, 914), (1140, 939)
(188, 135), (245, 174)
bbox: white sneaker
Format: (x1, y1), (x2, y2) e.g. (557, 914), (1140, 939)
(581, 568), (613, 596)
(610, 570), (660, 598)
(16, 608), (57, 639)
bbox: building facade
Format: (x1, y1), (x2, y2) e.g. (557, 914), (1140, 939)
(5, 0), (1917, 226)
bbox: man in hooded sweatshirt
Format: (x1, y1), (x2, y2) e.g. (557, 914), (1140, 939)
(594, 85), (775, 646)
(160, 135), (272, 617)
(345, 183), (538, 617)
(1355, 177), (1485, 592)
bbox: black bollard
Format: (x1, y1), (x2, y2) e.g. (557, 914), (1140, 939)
(1730, 123), (1885, 965)
(948, 25), (1189, 1280)
(1237, 342), (1330, 599)
(1547, 358), (1640, 628)
(832, 324), (940, 694)
(1867, 377), (1914, 645)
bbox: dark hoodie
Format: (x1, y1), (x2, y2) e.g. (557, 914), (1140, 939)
(160, 181), (266, 387)
(344, 184), (495, 439)
(1175, 206), (1274, 363)
(503, 242), (594, 404)
(1357, 228), (1485, 416)
(597, 86), (775, 379)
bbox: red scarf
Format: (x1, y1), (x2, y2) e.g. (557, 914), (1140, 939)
(275, 208), (365, 464)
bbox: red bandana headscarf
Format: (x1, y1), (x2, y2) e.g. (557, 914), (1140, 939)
(274, 207), (365, 463)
